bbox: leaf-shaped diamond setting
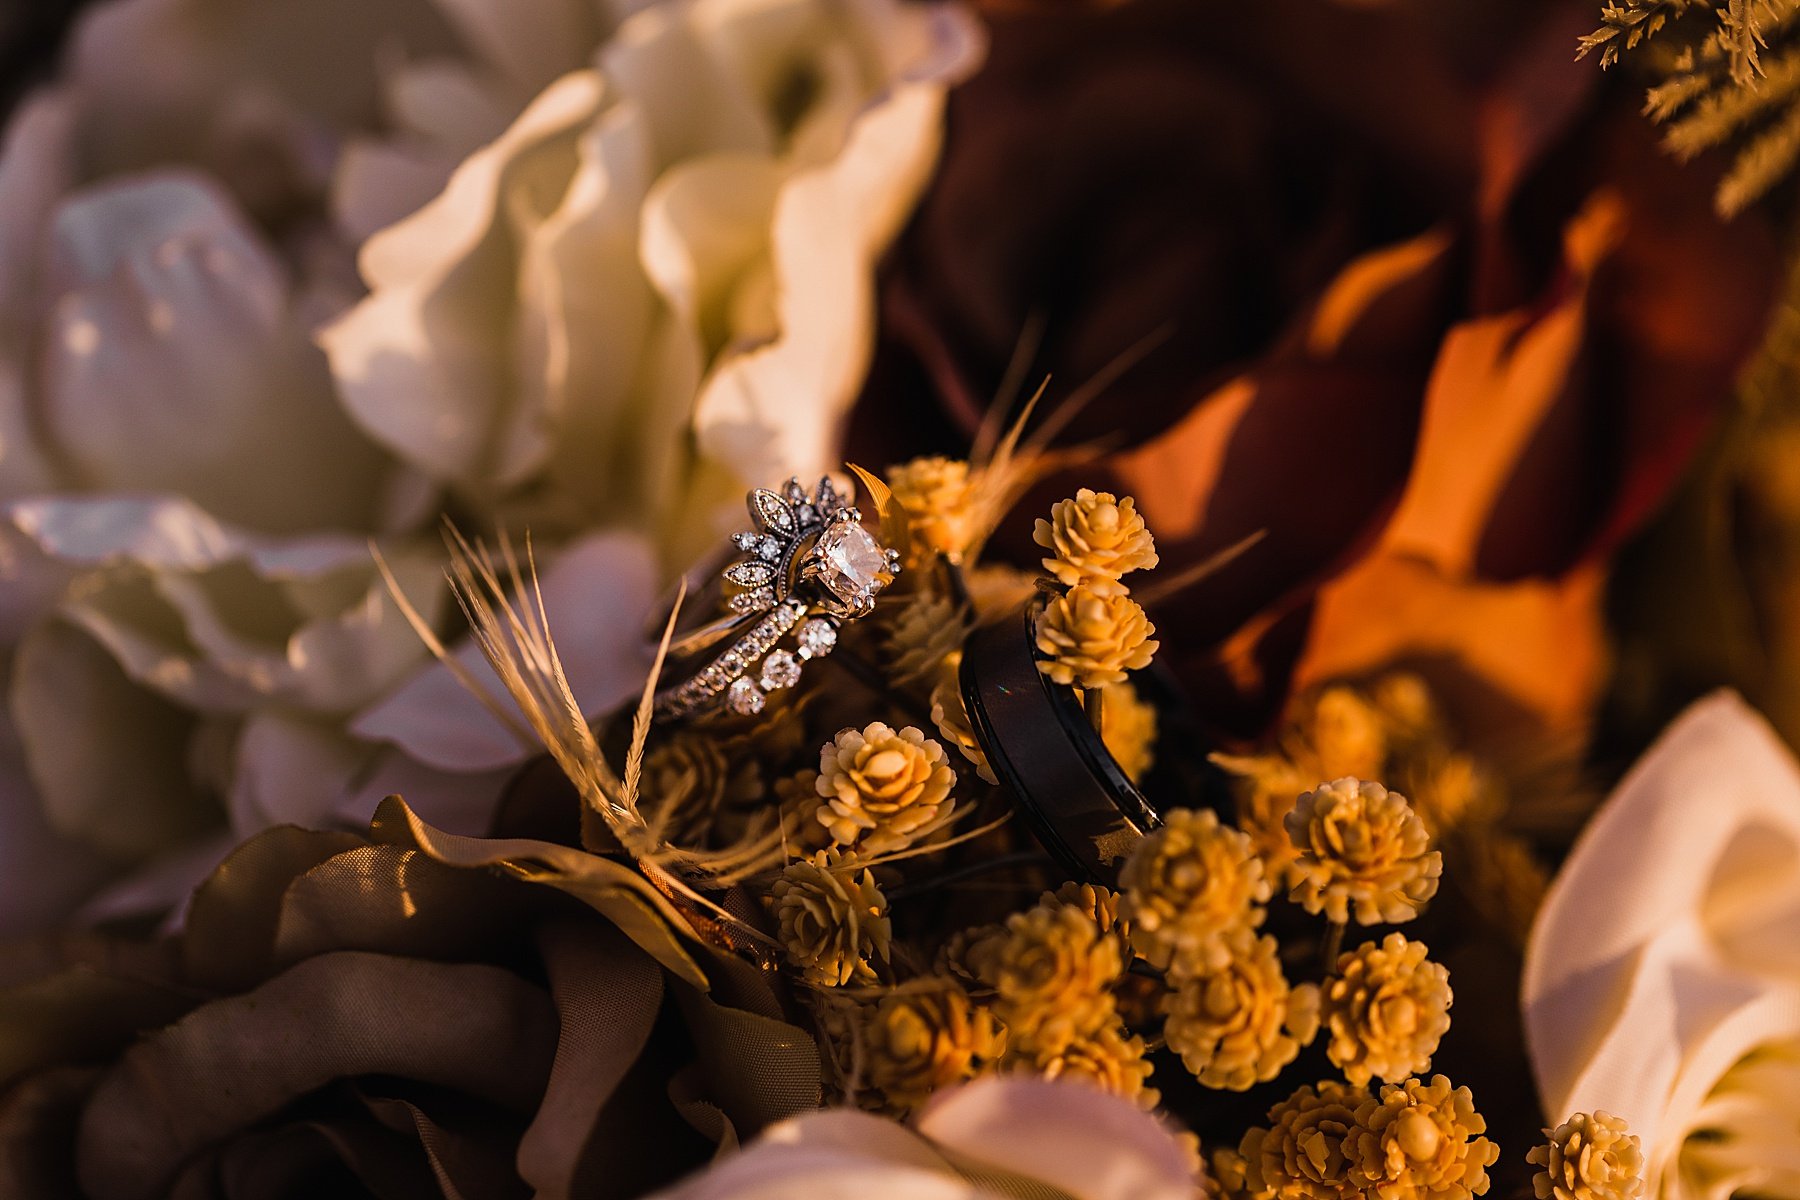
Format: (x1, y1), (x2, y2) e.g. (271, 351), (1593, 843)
(724, 560), (776, 588)
(750, 488), (795, 535)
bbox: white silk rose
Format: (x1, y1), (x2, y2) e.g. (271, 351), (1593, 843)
(0, 0), (977, 933)
(1523, 691), (1800, 1200)
(652, 1076), (1201, 1200)
(324, 0), (982, 561)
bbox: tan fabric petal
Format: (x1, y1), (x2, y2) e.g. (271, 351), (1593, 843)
(74, 951), (558, 1200)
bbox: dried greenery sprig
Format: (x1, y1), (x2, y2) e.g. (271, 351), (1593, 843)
(1582, 0), (1800, 215)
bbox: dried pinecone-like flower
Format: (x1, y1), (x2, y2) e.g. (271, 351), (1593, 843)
(974, 902), (1122, 1054)
(768, 849), (892, 988)
(888, 455), (980, 565)
(1043, 880), (1126, 942)
(1102, 679), (1158, 781)
(1034, 488), (1159, 594)
(935, 923), (1004, 987)
(1241, 1080), (1372, 1200)
(640, 731), (764, 845)
(1370, 672), (1442, 747)
(1035, 584), (1159, 688)
(860, 976), (1007, 1114)
(1212, 1148), (1262, 1200)
(1286, 778), (1442, 925)
(1026, 1022), (1160, 1109)
(1322, 934), (1452, 1085)
(1120, 807), (1270, 973)
(1304, 686), (1390, 781)
(1527, 1112), (1643, 1200)
(816, 722), (957, 855)
(885, 592), (968, 684)
(928, 658), (997, 785)
(1162, 927), (1320, 1091)
(1348, 1075), (1499, 1200)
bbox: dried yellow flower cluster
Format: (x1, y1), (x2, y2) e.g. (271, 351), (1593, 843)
(1240, 1080), (1369, 1200)
(1162, 928), (1321, 1091)
(1028, 1024), (1159, 1109)
(1046, 880), (1126, 941)
(640, 730), (763, 845)
(1034, 488), (1159, 594)
(1120, 808), (1270, 974)
(1101, 678), (1159, 781)
(1031, 489), (1160, 690)
(885, 592), (968, 683)
(1035, 585), (1159, 688)
(928, 654), (997, 785)
(1527, 1112), (1643, 1200)
(1352, 1075), (1499, 1200)
(815, 721), (957, 855)
(971, 902), (1123, 1053)
(1238, 1076), (1498, 1200)
(1217, 675), (1499, 888)
(769, 850), (893, 988)
(1322, 933), (1452, 1085)
(833, 976), (1008, 1114)
(1285, 778), (1442, 925)
(888, 456), (981, 566)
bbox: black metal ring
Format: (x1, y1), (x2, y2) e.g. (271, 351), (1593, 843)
(958, 595), (1230, 885)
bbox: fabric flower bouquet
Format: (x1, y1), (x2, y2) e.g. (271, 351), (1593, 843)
(2, 0), (1799, 1198)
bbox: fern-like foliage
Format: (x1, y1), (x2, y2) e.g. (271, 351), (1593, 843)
(1584, 0), (1800, 215)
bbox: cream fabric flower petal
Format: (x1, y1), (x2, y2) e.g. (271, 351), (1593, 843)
(349, 531), (661, 773)
(692, 3), (983, 484)
(653, 1077), (1198, 1200)
(10, 618), (214, 862)
(42, 173), (388, 534)
(1523, 691), (1800, 1184)
(3, 496), (445, 716)
(323, 71), (607, 488)
(912, 1077), (1198, 1200)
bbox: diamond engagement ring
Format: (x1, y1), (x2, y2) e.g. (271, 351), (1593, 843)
(653, 475), (901, 721)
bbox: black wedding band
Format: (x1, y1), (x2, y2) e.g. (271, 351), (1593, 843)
(958, 595), (1230, 885)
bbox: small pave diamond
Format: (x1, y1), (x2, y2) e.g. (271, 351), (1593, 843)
(796, 618), (838, 659)
(733, 531), (759, 552)
(726, 678), (765, 715)
(761, 650), (801, 690)
(756, 536), (782, 561)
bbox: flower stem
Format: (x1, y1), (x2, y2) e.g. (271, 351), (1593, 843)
(1322, 920), (1346, 975)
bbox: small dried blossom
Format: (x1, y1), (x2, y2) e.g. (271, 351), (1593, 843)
(1035, 584), (1159, 688)
(1240, 1080), (1372, 1200)
(1034, 488), (1159, 594)
(1348, 1075), (1499, 1200)
(768, 849), (892, 988)
(935, 923), (1004, 988)
(1026, 1022), (1160, 1109)
(773, 770), (835, 856)
(1285, 778), (1442, 926)
(1322, 934), (1452, 1086)
(1120, 807), (1270, 974)
(928, 654), (996, 785)
(1306, 686), (1390, 781)
(885, 592), (968, 683)
(1101, 679), (1159, 782)
(858, 976), (1008, 1114)
(1527, 1112), (1643, 1200)
(1042, 880), (1126, 942)
(640, 731), (764, 846)
(974, 902), (1122, 1054)
(888, 456), (980, 565)
(1161, 927), (1320, 1091)
(816, 722), (957, 856)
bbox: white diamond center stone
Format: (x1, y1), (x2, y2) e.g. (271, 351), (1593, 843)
(815, 522), (887, 604)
